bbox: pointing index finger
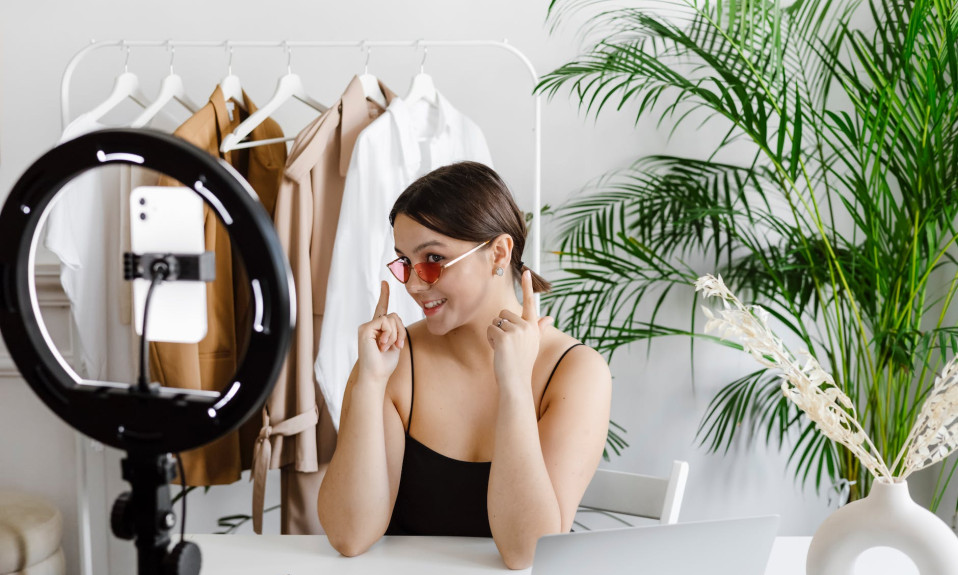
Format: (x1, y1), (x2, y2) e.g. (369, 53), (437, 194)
(373, 280), (389, 319)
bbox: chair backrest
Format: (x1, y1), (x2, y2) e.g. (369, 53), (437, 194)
(578, 460), (689, 525)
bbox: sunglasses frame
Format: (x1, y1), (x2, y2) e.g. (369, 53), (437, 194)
(387, 240), (491, 285)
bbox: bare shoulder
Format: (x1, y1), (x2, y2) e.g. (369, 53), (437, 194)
(538, 325), (611, 411)
(384, 322), (417, 427)
(540, 324), (607, 374)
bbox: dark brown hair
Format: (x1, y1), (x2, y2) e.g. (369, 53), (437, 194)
(388, 161), (552, 293)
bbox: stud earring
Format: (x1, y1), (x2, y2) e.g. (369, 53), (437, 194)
(495, 267), (504, 276)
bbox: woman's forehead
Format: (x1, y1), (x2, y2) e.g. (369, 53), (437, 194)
(393, 215), (454, 253)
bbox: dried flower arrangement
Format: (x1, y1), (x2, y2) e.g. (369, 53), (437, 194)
(696, 274), (958, 482)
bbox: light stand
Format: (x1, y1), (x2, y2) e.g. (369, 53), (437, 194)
(0, 130), (295, 575)
(112, 453), (197, 574)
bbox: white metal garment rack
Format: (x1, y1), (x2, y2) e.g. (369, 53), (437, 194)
(60, 38), (542, 575)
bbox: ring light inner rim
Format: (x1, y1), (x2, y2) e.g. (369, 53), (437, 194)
(24, 166), (228, 400)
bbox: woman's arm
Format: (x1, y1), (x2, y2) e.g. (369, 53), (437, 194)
(317, 363), (406, 555)
(487, 345), (611, 569)
(486, 272), (612, 569)
(318, 282), (407, 556)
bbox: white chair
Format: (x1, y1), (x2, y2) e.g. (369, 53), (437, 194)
(574, 460), (689, 530)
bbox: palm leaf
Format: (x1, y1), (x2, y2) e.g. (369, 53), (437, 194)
(540, 0), (958, 505)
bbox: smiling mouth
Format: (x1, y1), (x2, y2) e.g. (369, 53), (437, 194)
(424, 298), (447, 309)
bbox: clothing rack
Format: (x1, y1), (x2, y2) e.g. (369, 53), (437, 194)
(61, 38), (542, 575)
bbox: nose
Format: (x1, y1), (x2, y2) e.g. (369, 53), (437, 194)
(406, 270), (431, 293)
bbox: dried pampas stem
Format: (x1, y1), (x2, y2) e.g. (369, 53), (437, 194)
(695, 274), (893, 479)
(895, 357), (958, 479)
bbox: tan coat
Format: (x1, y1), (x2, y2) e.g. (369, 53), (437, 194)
(150, 86), (287, 486)
(251, 77), (396, 533)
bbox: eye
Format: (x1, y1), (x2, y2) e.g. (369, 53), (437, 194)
(426, 253), (445, 264)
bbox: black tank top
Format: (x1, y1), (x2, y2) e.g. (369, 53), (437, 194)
(386, 329), (584, 537)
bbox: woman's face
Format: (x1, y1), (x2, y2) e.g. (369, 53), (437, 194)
(392, 214), (497, 334)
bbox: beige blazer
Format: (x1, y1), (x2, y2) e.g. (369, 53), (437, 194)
(251, 77), (396, 533)
(150, 86), (287, 486)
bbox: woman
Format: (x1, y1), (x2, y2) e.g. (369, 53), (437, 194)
(317, 161), (611, 569)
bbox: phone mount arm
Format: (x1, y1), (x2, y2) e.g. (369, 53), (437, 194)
(124, 252), (216, 282)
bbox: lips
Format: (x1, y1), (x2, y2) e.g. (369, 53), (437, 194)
(422, 298), (447, 316)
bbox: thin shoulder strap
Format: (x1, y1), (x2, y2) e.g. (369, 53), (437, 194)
(405, 327), (415, 434)
(542, 343), (585, 398)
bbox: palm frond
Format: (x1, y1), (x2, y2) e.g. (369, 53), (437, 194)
(542, 0), (958, 504)
(696, 368), (795, 454)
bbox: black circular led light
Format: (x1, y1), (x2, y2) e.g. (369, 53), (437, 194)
(0, 129), (295, 455)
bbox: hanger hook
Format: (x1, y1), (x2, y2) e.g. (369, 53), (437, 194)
(284, 41), (293, 75)
(167, 40), (175, 75)
(121, 41), (131, 74)
(420, 45), (428, 75)
(362, 41), (371, 75)
(225, 41), (234, 76)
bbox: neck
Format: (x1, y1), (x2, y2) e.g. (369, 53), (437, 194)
(441, 288), (524, 371)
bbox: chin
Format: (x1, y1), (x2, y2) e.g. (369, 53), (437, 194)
(424, 316), (454, 336)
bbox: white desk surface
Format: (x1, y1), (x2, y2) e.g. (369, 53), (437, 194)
(188, 534), (920, 574)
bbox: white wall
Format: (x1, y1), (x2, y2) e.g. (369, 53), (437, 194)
(0, 0), (908, 573)
(0, 268), (82, 572)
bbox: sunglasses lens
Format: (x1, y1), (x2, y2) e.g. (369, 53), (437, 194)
(387, 260), (410, 283)
(414, 263), (442, 284)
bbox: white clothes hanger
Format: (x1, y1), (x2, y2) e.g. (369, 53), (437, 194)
(404, 46), (439, 107)
(358, 42), (388, 109)
(76, 44), (150, 130)
(130, 43), (201, 128)
(219, 43), (246, 112)
(220, 43), (327, 153)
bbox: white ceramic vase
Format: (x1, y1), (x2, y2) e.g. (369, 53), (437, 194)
(806, 478), (958, 574)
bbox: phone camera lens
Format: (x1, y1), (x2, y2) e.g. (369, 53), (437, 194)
(139, 213), (147, 221)
(139, 198), (146, 205)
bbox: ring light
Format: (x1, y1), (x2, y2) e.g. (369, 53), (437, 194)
(0, 129), (295, 575)
(0, 129), (294, 454)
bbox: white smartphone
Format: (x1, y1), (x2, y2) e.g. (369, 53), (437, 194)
(130, 186), (208, 343)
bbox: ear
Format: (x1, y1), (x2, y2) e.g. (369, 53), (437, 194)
(490, 233), (513, 269)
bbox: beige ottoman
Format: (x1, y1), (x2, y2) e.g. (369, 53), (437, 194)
(0, 490), (65, 575)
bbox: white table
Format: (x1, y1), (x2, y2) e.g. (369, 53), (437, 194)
(188, 534), (920, 574)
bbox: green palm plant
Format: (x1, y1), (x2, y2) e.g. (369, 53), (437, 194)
(538, 0), (958, 506)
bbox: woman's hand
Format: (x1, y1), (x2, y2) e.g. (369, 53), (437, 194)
(357, 281), (406, 387)
(488, 270), (554, 392)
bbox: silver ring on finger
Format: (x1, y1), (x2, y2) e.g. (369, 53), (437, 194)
(496, 318), (506, 328)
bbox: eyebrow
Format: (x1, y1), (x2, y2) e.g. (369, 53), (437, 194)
(395, 240), (447, 255)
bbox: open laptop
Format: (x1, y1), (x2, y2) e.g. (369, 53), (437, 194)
(532, 515), (780, 575)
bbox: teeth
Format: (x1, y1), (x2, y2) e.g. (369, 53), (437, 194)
(425, 299), (447, 309)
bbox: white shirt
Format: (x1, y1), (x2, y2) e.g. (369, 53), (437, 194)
(45, 114), (174, 382)
(315, 93), (494, 430)
(45, 115), (118, 381)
